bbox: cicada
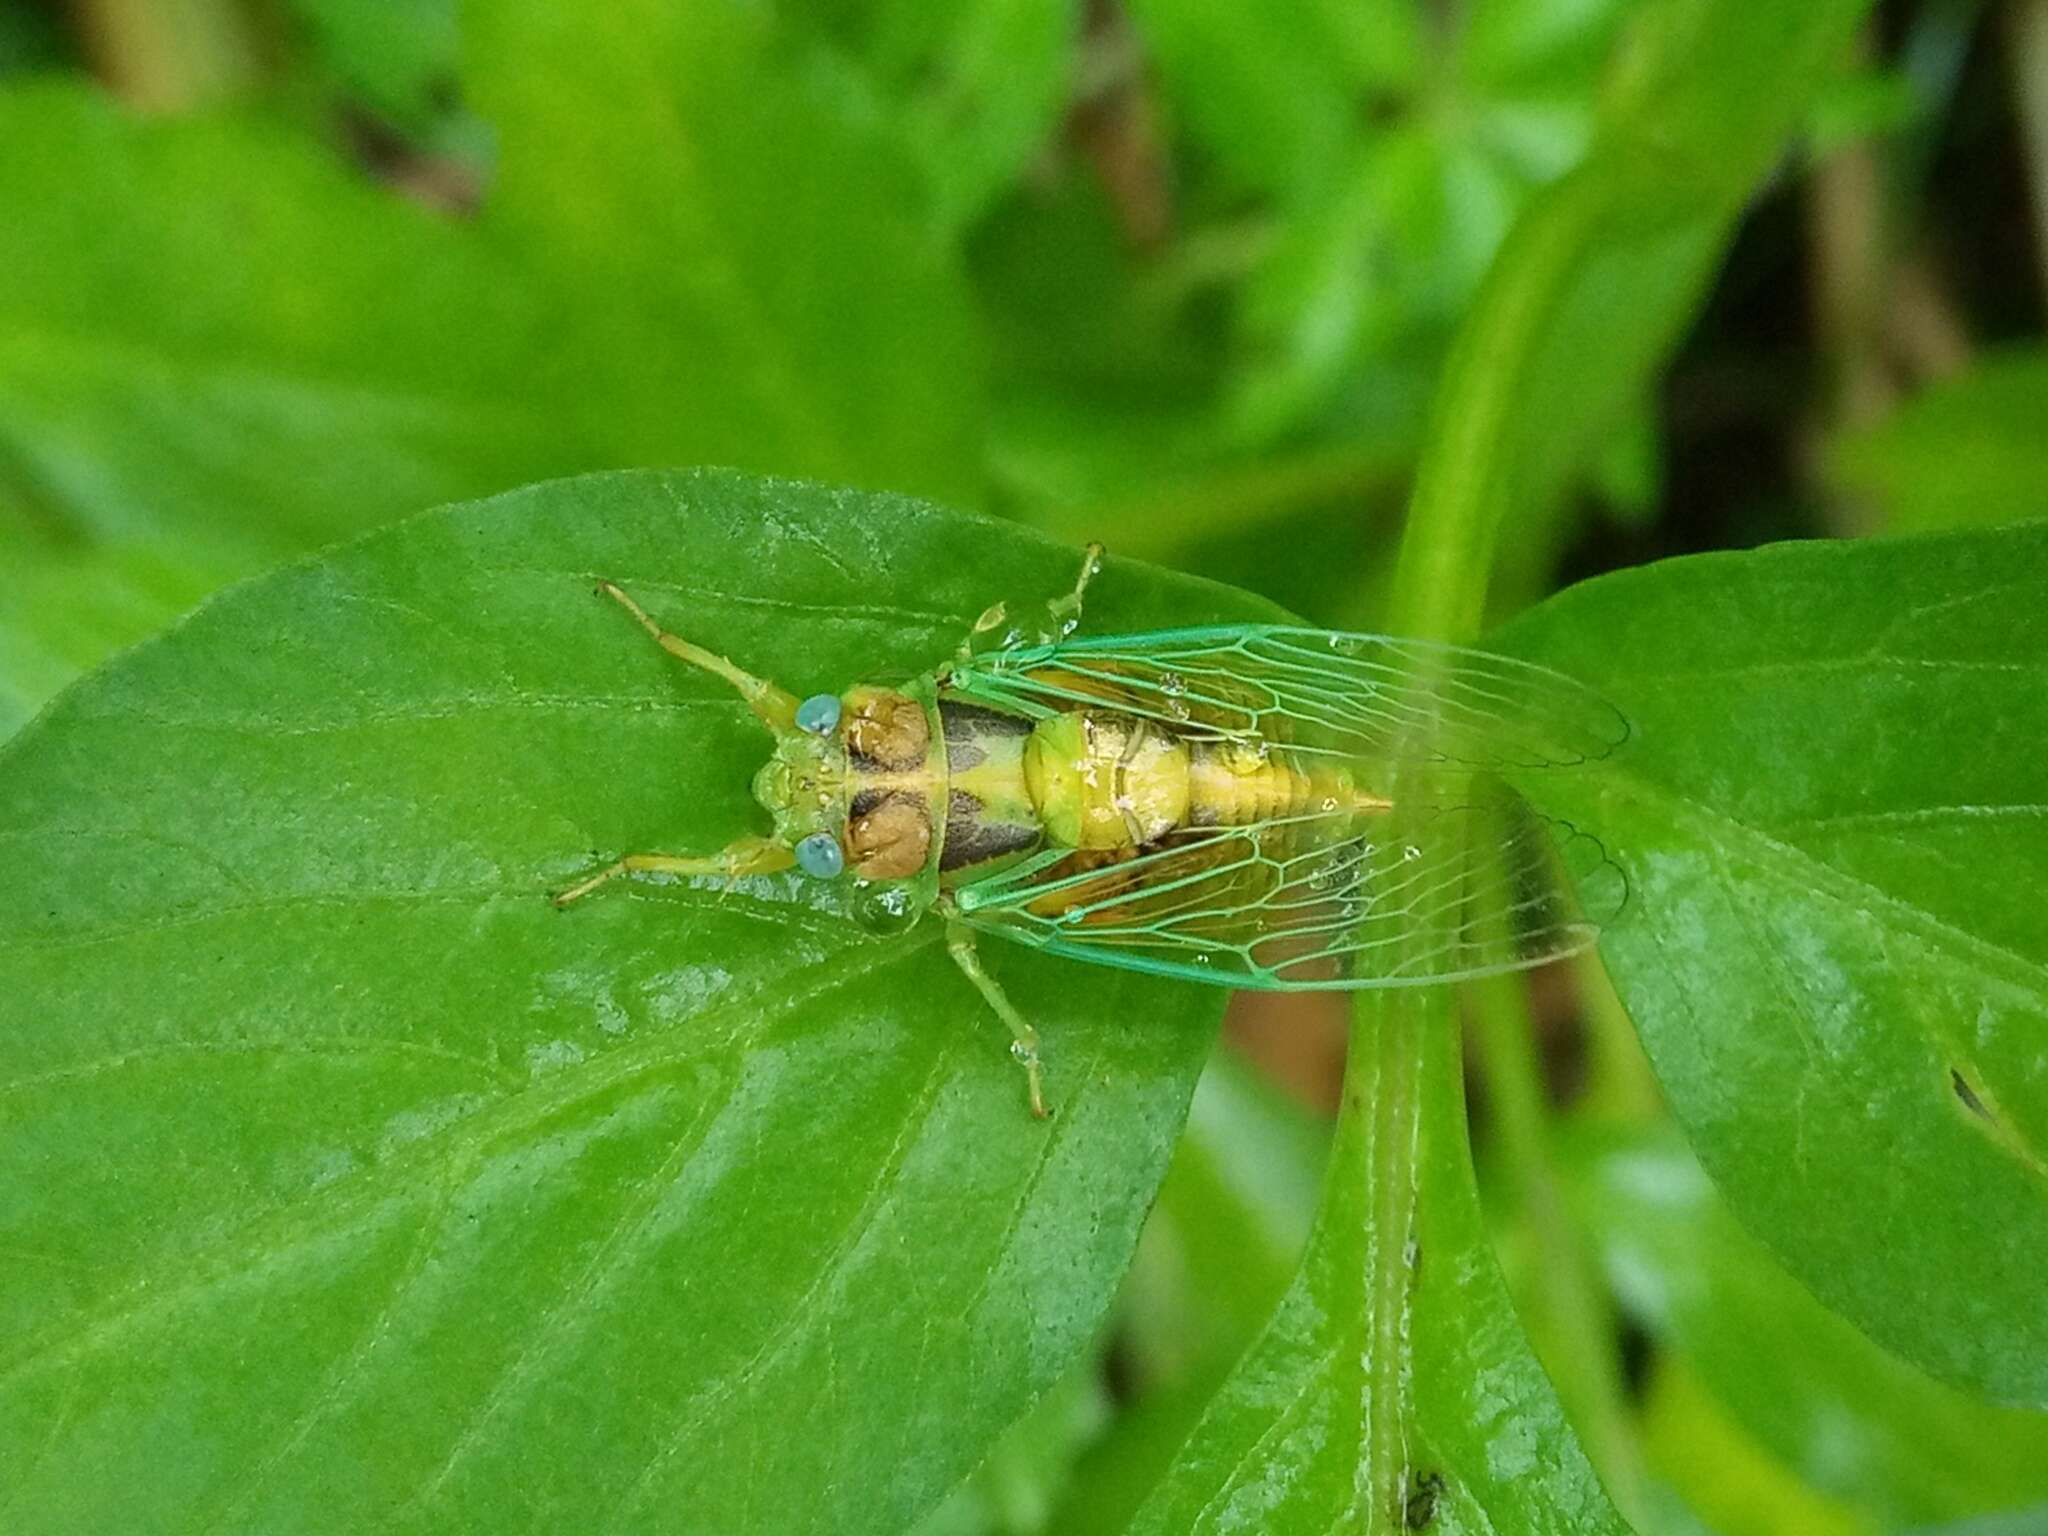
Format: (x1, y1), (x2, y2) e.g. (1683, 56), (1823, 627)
(553, 548), (1627, 1116)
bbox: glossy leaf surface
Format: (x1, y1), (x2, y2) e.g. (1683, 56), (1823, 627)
(0, 469), (1281, 1535)
(1501, 522), (2048, 1405)
(0, 0), (982, 734)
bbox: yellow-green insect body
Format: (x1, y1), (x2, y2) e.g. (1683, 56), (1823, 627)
(554, 552), (1626, 1116)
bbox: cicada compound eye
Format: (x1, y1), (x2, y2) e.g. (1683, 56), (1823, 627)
(794, 831), (845, 879)
(795, 693), (843, 736)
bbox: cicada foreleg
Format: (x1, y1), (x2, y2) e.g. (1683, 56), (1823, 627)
(592, 580), (801, 732)
(552, 836), (795, 907)
(944, 919), (1049, 1119)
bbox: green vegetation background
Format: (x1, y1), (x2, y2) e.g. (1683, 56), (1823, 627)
(2, 1), (2046, 1533)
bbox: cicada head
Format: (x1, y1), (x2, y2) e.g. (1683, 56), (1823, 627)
(750, 691), (851, 876)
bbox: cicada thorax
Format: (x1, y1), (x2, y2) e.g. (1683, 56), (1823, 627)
(839, 679), (1391, 897)
(836, 684), (943, 882)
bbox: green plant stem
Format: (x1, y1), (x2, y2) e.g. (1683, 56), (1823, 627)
(1047, 443), (1407, 558)
(1389, 162), (1616, 643)
(1579, 955), (1664, 1123)
(1357, 984), (1451, 1524)
(1354, 156), (1649, 1522)
(1471, 970), (1648, 1525)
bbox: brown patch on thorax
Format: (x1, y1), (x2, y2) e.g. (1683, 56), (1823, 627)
(846, 792), (933, 879)
(844, 687), (930, 770)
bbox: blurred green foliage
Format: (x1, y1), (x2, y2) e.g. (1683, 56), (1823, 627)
(3, 0), (2047, 1531)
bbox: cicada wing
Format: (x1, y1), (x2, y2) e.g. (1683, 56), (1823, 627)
(951, 626), (1628, 773)
(953, 775), (1627, 990)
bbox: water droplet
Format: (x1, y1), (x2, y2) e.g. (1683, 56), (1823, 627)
(1193, 953), (1212, 966)
(1320, 796), (1338, 813)
(1166, 698), (1191, 722)
(1402, 844), (1422, 862)
(1159, 671), (1187, 697)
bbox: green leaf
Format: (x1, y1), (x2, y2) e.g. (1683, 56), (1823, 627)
(0, 1), (984, 729)
(1635, 1357), (1869, 1536)
(1119, 992), (1630, 1535)
(915, 1359), (1110, 1536)
(781, 0), (1078, 231)
(0, 83), (560, 553)
(1826, 349), (2048, 534)
(1040, 1053), (1324, 1536)
(0, 0), (68, 75)
(1120, 1053), (1324, 1387)
(1498, 523), (2048, 1405)
(0, 469), (1284, 1535)
(1121, 0), (1419, 202)
(282, 0), (459, 128)
(465, 0), (984, 498)
(0, 535), (225, 740)
(1567, 1124), (2048, 1527)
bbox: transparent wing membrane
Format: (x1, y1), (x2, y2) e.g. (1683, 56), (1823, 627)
(954, 780), (1625, 988)
(952, 625), (1629, 771)
(947, 628), (1629, 989)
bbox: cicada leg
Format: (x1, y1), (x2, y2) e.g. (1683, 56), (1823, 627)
(592, 580), (801, 732)
(944, 920), (1049, 1119)
(1041, 541), (1103, 642)
(552, 835), (795, 907)
(954, 601), (1011, 669)
(951, 542), (1107, 669)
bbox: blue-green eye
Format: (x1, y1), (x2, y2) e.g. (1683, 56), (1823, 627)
(795, 832), (844, 879)
(796, 693), (842, 735)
